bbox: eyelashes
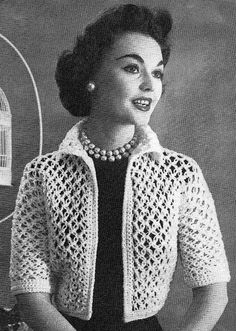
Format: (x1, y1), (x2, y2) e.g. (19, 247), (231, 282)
(123, 64), (164, 80)
(153, 70), (164, 80)
(123, 64), (139, 74)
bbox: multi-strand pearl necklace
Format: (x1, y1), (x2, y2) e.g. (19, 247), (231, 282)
(80, 128), (138, 162)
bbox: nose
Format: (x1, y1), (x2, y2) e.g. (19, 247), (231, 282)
(139, 71), (154, 92)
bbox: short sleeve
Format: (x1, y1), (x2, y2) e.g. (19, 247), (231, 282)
(178, 159), (230, 288)
(9, 159), (54, 295)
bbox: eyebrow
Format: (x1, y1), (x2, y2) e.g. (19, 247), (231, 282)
(115, 53), (163, 67)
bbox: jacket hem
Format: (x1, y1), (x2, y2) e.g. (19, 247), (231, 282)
(124, 310), (159, 323)
(58, 309), (159, 323)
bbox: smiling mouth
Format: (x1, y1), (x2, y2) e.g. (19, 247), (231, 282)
(132, 98), (152, 112)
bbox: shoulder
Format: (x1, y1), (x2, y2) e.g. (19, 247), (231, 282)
(22, 151), (77, 179)
(23, 152), (59, 172)
(22, 151), (86, 181)
(161, 148), (204, 183)
(162, 147), (200, 169)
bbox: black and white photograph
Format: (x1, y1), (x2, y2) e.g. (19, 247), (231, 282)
(0, 1), (235, 330)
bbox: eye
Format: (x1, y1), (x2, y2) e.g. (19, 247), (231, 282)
(152, 70), (164, 80)
(123, 64), (139, 74)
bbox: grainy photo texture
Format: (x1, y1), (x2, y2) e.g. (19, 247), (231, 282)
(0, 1), (235, 331)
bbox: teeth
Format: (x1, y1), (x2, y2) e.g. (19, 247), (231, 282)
(134, 99), (150, 106)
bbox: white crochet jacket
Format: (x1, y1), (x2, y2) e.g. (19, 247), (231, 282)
(10, 119), (230, 322)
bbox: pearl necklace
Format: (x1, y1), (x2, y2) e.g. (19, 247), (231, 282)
(80, 128), (138, 162)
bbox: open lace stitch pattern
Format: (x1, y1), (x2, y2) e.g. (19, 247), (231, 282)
(128, 150), (230, 314)
(10, 149), (230, 318)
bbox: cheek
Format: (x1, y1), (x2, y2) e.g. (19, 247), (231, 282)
(113, 69), (136, 91)
(102, 75), (125, 95)
(110, 77), (133, 100)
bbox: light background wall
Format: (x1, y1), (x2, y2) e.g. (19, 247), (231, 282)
(0, 1), (235, 330)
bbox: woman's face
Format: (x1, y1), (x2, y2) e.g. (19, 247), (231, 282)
(91, 32), (164, 127)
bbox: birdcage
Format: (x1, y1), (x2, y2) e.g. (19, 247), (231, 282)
(0, 88), (12, 186)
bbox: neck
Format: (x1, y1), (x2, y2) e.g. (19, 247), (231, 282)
(83, 115), (136, 151)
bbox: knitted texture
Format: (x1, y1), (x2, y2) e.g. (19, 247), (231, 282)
(9, 122), (230, 322)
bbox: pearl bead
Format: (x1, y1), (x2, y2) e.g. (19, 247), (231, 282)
(108, 156), (115, 162)
(130, 140), (136, 146)
(116, 154), (122, 160)
(94, 153), (100, 159)
(125, 143), (131, 150)
(107, 151), (113, 157)
(85, 139), (90, 144)
(94, 147), (100, 153)
(101, 155), (107, 161)
(84, 145), (89, 151)
(123, 152), (129, 158)
(119, 147), (125, 154)
(113, 149), (119, 156)
(88, 149), (94, 155)
(89, 143), (95, 149)
(100, 150), (106, 156)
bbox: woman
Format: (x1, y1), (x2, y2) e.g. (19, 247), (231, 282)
(10, 4), (230, 331)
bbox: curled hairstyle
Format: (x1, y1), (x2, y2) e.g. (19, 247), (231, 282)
(55, 4), (173, 117)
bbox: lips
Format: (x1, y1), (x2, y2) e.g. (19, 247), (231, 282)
(132, 97), (152, 112)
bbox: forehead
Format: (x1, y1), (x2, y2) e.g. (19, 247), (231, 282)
(108, 32), (162, 63)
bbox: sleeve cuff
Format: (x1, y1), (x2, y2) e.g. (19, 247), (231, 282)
(184, 273), (231, 288)
(11, 279), (54, 296)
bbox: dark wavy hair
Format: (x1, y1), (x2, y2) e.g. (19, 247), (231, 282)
(55, 4), (173, 117)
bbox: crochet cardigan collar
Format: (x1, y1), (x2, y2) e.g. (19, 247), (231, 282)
(58, 117), (163, 164)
